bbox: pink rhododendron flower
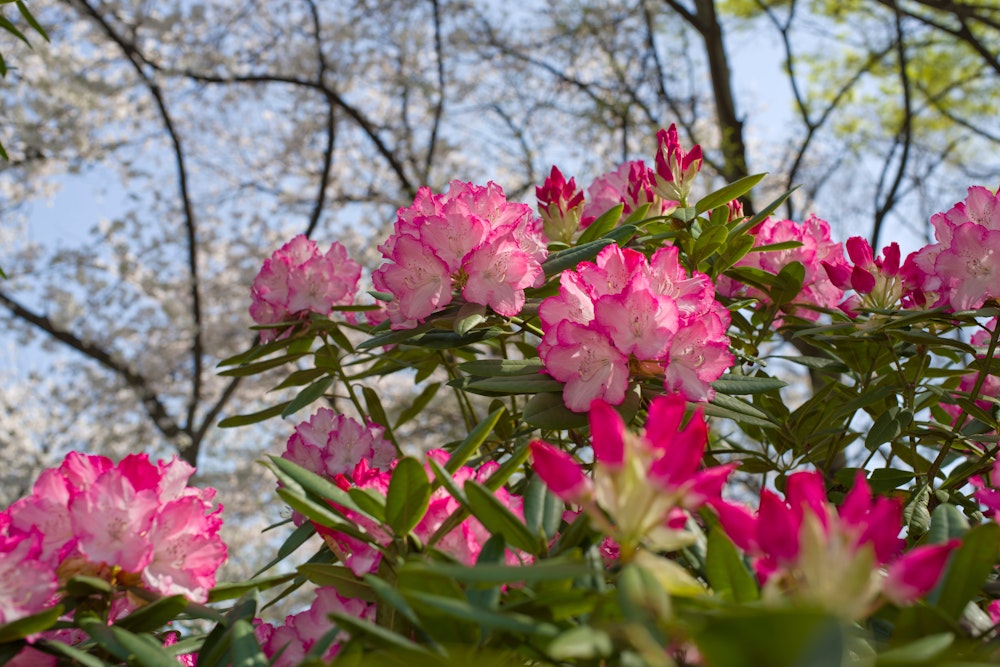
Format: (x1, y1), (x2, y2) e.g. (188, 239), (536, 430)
(581, 160), (678, 226)
(0, 523), (57, 624)
(718, 214), (848, 324)
(823, 237), (903, 314)
(653, 124), (703, 203)
(939, 318), (1000, 428)
(539, 244), (733, 409)
(4, 452), (226, 608)
(971, 457), (1000, 522)
(532, 395), (736, 559)
(902, 186), (1000, 310)
(373, 180), (547, 329)
(295, 450), (524, 577)
(284, 408), (397, 481)
(714, 470), (959, 619)
(537, 165), (585, 243)
(250, 235), (362, 342)
(255, 587), (375, 667)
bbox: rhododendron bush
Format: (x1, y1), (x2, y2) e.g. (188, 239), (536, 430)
(6, 125), (1000, 667)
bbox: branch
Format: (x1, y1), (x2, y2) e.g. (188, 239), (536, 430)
(424, 0), (446, 182)
(0, 291), (183, 442)
(872, 3), (914, 248)
(67, 0), (206, 439)
(303, 0), (335, 238)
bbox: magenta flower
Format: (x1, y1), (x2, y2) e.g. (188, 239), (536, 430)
(373, 180), (547, 329)
(250, 235), (362, 342)
(533, 395), (736, 559)
(537, 165), (585, 243)
(715, 470), (959, 618)
(823, 236), (903, 313)
(0, 523), (57, 625)
(581, 160), (678, 226)
(653, 124), (703, 203)
(539, 244), (733, 410)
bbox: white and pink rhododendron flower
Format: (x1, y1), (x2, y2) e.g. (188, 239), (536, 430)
(581, 160), (678, 227)
(714, 470), (958, 619)
(255, 587), (375, 667)
(718, 214), (848, 323)
(373, 180), (548, 329)
(250, 235), (362, 341)
(902, 186), (1000, 310)
(539, 244), (733, 409)
(531, 394), (736, 558)
(284, 408), (397, 481)
(4, 452), (226, 608)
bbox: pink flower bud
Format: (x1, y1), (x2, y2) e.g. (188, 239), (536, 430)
(883, 540), (959, 605)
(529, 440), (593, 504)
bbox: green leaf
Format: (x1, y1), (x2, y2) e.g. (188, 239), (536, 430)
(405, 591), (559, 637)
(456, 373), (564, 395)
(445, 406), (506, 473)
(114, 595), (188, 633)
(208, 572), (298, 603)
(217, 352), (307, 376)
(711, 374), (787, 395)
(326, 611), (434, 656)
(576, 203), (623, 244)
(0, 14), (29, 45)
(454, 302), (487, 335)
(280, 376), (335, 418)
(770, 261), (806, 306)
(15, 1), (49, 42)
(877, 633), (955, 665)
(230, 619), (268, 667)
(81, 620), (181, 667)
(386, 457), (432, 535)
(421, 557), (594, 585)
(705, 529), (759, 603)
(394, 382), (441, 429)
(695, 173), (766, 214)
(735, 186), (799, 235)
(928, 504), (969, 545)
(931, 522), (1000, 619)
(0, 605), (63, 643)
(34, 639), (112, 667)
(865, 407), (912, 449)
(541, 238), (616, 278)
(297, 564), (377, 602)
(464, 480), (544, 555)
(867, 469), (915, 494)
(266, 456), (371, 518)
(522, 392), (588, 429)
(66, 575), (113, 596)
(457, 359), (545, 376)
(347, 487), (386, 523)
(523, 474), (564, 541)
(546, 626), (614, 660)
(218, 401), (291, 428)
(249, 521), (316, 578)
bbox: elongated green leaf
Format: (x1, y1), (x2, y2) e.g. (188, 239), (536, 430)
(705, 530), (758, 603)
(386, 457), (432, 535)
(327, 611), (434, 656)
(281, 376), (335, 418)
(250, 521), (316, 578)
(458, 374), (564, 395)
(541, 238), (616, 277)
(230, 619), (268, 667)
(362, 574), (425, 633)
(711, 374), (786, 395)
(0, 15), (29, 45)
(0, 605), (63, 643)
(931, 522), (1000, 618)
(218, 401), (291, 428)
(66, 575), (112, 596)
(347, 487), (386, 523)
(457, 359), (545, 376)
(355, 322), (434, 350)
(218, 353), (307, 376)
(266, 456), (370, 517)
(523, 474), (564, 541)
(445, 406), (506, 473)
(695, 173), (766, 214)
(734, 186), (798, 235)
(405, 591), (559, 637)
(421, 558), (593, 585)
(297, 564), (377, 602)
(928, 504), (969, 545)
(523, 392), (587, 429)
(114, 595), (188, 633)
(770, 261), (806, 306)
(209, 573), (298, 603)
(34, 639), (111, 667)
(15, 1), (48, 41)
(394, 382), (441, 429)
(464, 480), (544, 555)
(576, 204), (624, 244)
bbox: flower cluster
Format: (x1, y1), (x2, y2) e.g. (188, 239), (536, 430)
(373, 180), (548, 329)
(581, 160), (677, 228)
(652, 123), (703, 203)
(283, 408), (396, 481)
(1, 453), (226, 625)
(531, 394), (736, 558)
(539, 243), (733, 409)
(254, 587), (374, 667)
(902, 186), (1000, 310)
(823, 237), (903, 314)
(250, 235), (362, 342)
(718, 214), (847, 322)
(715, 471), (957, 619)
(537, 166), (585, 244)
